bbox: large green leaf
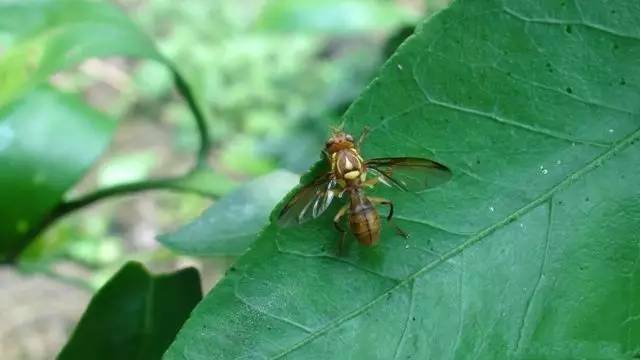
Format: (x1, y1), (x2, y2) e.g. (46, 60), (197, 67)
(0, 87), (115, 260)
(59, 262), (202, 360)
(166, 0), (640, 359)
(159, 170), (299, 256)
(0, 0), (164, 106)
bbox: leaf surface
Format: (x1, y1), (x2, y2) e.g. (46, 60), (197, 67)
(159, 170), (299, 256)
(0, 0), (203, 259)
(0, 87), (115, 260)
(58, 262), (202, 360)
(0, 0), (164, 106)
(173, 0), (640, 358)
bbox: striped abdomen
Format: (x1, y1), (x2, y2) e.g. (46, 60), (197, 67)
(349, 190), (380, 246)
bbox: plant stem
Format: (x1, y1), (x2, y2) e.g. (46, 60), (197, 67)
(171, 67), (211, 168)
(50, 67), (216, 220)
(55, 176), (216, 218)
(4, 64), (215, 264)
(4, 176), (217, 264)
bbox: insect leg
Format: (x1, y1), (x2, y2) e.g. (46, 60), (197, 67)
(338, 230), (348, 255)
(368, 197), (409, 238)
(357, 126), (371, 148)
(367, 197), (394, 220)
(333, 203), (349, 232)
(333, 204), (350, 254)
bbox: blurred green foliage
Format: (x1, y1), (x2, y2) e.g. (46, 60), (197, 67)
(128, 0), (412, 173)
(0, 0), (424, 285)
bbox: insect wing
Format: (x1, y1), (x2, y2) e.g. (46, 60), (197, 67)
(366, 157), (452, 192)
(277, 175), (337, 227)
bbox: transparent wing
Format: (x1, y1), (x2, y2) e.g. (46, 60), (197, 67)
(366, 157), (452, 192)
(277, 174), (338, 227)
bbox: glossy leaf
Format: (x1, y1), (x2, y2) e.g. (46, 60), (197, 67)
(0, 87), (115, 260)
(0, 0), (207, 260)
(0, 0), (165, 106)
(166, 0), (640, 359)
(159, 170), (299, 256)
(58, 262), (202, 360)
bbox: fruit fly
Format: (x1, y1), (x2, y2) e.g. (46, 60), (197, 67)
(277, 129), (452, 250)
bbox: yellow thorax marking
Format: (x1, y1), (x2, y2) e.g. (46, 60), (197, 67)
(344, 170), (360, 180)
(344, 157), (353, 170)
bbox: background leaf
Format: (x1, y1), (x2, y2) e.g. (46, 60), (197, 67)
(0, 87), (115, 260)
(159, 170), (300, 256)
(58, 262), (202, 360)
(0, 0), (164, 106)
(165, 0), (640, 358)
(0, 0), (207, 260)
(256, 0), (418, 35)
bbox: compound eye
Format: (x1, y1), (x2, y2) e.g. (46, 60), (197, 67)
(326, 138), (335, 146)
(345, 134), (354, 142)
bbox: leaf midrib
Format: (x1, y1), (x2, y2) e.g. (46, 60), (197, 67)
(271, 126), (640, 359)
(136, 275), (155, 360)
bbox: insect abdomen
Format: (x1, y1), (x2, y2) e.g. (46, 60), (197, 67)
(349, 203), (381, 246)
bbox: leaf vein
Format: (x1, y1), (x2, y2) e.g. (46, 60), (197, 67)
(514, 199), (553, 353)
(233, 290), (313, 334)
(451, 253), (465, 357)
(502, 6), (640, 42)
(275, 239), (401, 283)
(625, 240), (640, 348)
(394, 215), (472, 236)
(270, 126), (640, 359)
(137, 277), (155, 360)
(410, 68), (608, 147)
(491, 65), (637, 116)
(392, 280), (415, 360)
(456, 167), (529, 193)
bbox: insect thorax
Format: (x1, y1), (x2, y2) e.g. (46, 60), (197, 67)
(332, 148), (365, 181)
